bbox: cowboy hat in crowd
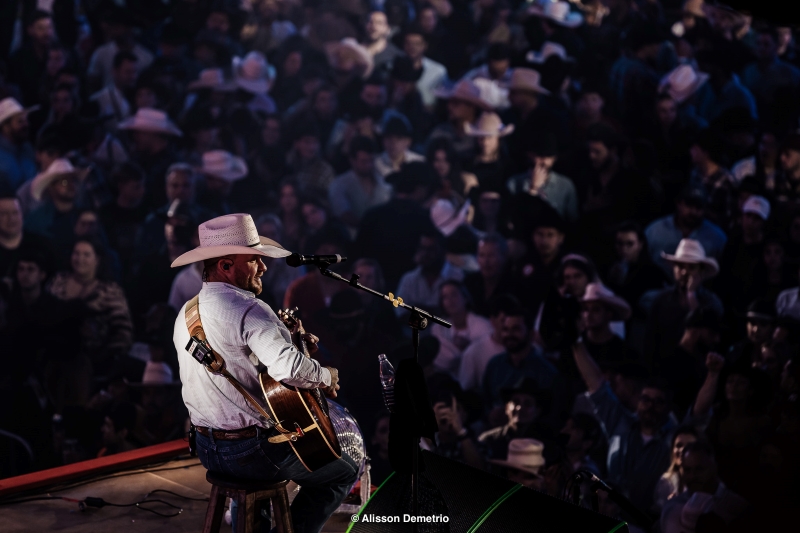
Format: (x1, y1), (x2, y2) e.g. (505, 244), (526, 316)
(30, 159), (89, 201)
(119, 108), (183, 136)
(508, 68), (550, 95)
(187, 68), (236, 92)
(489, 438), (546, 476)
(661, 239), (720, 277)
(233, 51), (275, 94)
(433, 79), (493, 111)
(528, 1), (584, 28)
(0, 97), (38, 125)
(527, 41), (574, 64)
(581, 283), (632, 322)
(199, 150), (248, 182)
(464, 112), (515, 137)
(658, 64), (709, 104)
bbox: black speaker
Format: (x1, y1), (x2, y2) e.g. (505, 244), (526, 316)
(351, 451), (628, 533)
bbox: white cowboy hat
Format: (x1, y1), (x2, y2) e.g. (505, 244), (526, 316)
(171, 213), (291, 268)
(433, 80), (493, 111)
(199, 150), (248, 181)
(742, 195), (770, 221)
(528, 1), (584, 28)
(508, 68), (551, 95)
(465, 112), (515, 137)
(430, 199), (471, 237)
(119, 108), (183, 136)
(130, 361), (181, 387)
(471, 78), (509, 110)
(526, 41), (573, 64)
(233, 51), (275, 94)
(661, 238), (719, 277)
(489, 438), (545, 476)
(581, 282), (632, 322)
(187, 68), (236, 92)
(0, 97), (39, 125)
(658, 64), (709, 104)
(326, 38), (374, 80)
(30, 159), (89, 201)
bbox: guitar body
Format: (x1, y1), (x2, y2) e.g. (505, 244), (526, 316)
(260, 307), (342, 472)
(259, 372), (342, 472)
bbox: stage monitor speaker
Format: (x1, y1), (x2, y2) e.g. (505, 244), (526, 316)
(351, 451), (627, 533)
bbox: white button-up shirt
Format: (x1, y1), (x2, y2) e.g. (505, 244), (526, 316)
(174, 282), (331, 430)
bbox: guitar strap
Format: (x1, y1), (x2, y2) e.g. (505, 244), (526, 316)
(184, 295), (299, 444)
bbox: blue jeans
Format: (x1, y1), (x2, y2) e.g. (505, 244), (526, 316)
(196, 427), (358, 533)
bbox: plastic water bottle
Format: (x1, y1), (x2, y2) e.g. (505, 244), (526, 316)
(378, 354), (395, 412)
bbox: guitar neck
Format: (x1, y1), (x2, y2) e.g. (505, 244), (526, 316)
(296, 325), (309, 358)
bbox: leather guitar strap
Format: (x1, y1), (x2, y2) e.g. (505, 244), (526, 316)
(185, 295), (297, 444)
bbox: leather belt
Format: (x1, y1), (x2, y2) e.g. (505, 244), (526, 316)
(196, 425), (261, 441)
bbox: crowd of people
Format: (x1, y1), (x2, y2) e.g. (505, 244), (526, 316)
(1, 0), (799, 530)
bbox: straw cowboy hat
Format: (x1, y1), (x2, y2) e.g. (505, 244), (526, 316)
(465, 112), (515, 137)
(658, 64), (709, 104)
(199, 150), (248, 181)
(581, 283), (632, 322)
(326, 38), (374, 80)
(508, 68), (550, 95)
(171, 213), (291, 268)
(528, 1), (584, 28)
(119, 108), (183, 136)
(30, 159), (89, 201)
(433, 80), (493, 111)
(130, 361), (181, 387)
(661, 238), (719, 277)
(430, 198), (471, 237)
(233, 51), (275, 94)
(187, 68), (236, 92)
(0, 97), (39, 125)
(489, 439), (545, 476)
(526, 41), (573, 64)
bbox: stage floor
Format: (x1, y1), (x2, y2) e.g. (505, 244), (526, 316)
(0, 457), (351, 532)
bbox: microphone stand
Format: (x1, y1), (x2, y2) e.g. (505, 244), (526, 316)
(316, 264), (451, 530)
(572, 470), (654, 530)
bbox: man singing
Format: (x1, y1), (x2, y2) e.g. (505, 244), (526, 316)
(171, 213), (357, 533)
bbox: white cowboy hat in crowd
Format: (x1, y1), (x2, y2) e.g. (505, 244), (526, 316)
(200, 150), (248, 181)
(430, 199), (471, 237)
(658, 64), (709, 104)
(526, 41), (573, 64)
(742, 195), (770, 221)
(131, 361), (181, 387)
(119, 108), (183, 136)
(187, 68), (236, 92)
(581, 282), (632, 322)
(30, 159), (89, 201)
(661, 238), (719, 277)
(0, 97), (39, 125)
(326, 38), (374, 80)
(433, 79), (493, 111)
(489, 439), (545, 476)
(471, 78), (510, 110)
(171, 213), (291, 268)
(465, 112), (515, 137)
(233, 51), (275, 94)
(528, 1), (584, 28)
(508, 68), (551, 95)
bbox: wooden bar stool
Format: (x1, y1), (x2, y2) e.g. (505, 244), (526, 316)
(203, 471), (294, 533)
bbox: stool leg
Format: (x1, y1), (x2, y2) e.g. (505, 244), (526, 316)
(234, 491), (256, 533)
(203, 485), (227, 533)
(271, 488), (294, 533)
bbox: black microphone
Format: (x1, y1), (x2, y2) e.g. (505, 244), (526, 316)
(285, 253), (347, 268)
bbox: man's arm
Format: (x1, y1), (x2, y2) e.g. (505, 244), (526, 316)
(243, 304), (331, 389)
(689, 352), (724, 423)
(572, 341), (604, 394)
(574, 341), (633, 436)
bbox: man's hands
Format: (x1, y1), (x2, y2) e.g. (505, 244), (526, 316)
(300, 332), (319, 355)
(322, 366), (340, 398)
(530, 163), (549, 195)
(433, 396), (465, 438)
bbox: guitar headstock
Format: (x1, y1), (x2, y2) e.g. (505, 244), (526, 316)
(277, 307), (301, 331)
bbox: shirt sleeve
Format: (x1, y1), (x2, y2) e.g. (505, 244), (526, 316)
(242, 303), (331, 389)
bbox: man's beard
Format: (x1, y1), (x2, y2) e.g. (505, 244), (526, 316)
(503, 337), (528, 354)
(240, 274), (263, 295)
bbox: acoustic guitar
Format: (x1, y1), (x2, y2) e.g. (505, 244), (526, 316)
(258, 307), (342, 472)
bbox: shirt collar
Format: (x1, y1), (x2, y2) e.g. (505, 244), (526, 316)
(202, 281), (256, 299)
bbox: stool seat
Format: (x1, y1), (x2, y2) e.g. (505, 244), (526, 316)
(206, 470), (289, 492)
(203, 470), (294, 533)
